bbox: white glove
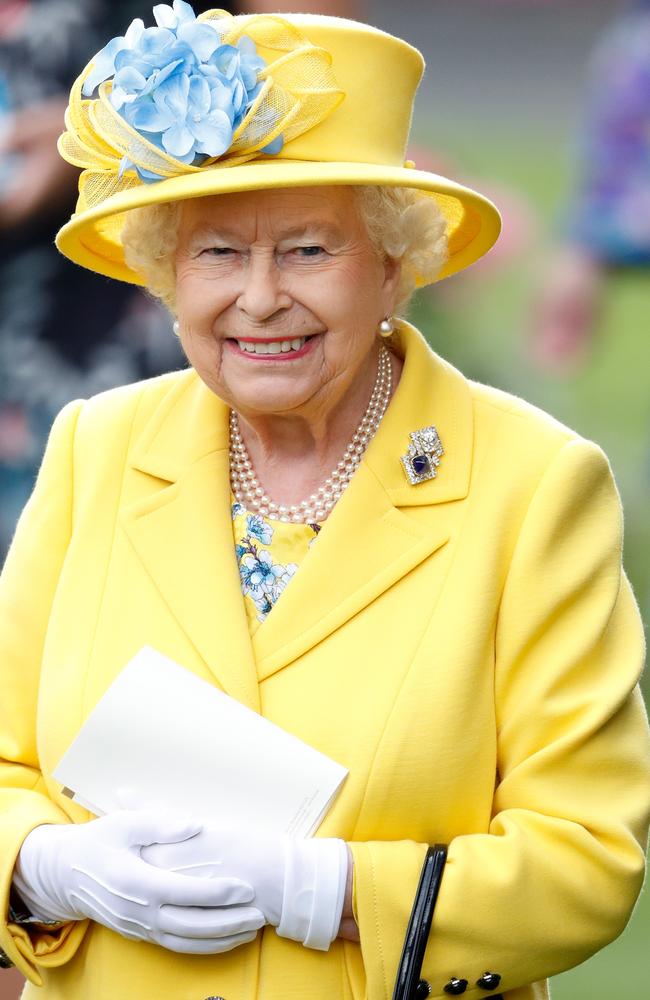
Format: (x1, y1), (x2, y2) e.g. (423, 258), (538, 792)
(142, 825), (348, 951)
(12, 810), (266, 954)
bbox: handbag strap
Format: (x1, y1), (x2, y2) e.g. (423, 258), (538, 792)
(392, 844), (448, 1000)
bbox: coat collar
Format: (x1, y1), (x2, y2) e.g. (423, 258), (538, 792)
(123, 323), (474, 694)
(129, 367), (229, 482)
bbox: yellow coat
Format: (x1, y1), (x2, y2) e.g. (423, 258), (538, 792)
(1, 322), (648, 1000)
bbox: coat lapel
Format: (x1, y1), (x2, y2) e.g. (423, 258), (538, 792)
(121, 322), (474, 695)
(254, 322), (474, 679)
(122, 373), (260, 712)
(252, 461), (450, 680)
(363, 321), (474, 511)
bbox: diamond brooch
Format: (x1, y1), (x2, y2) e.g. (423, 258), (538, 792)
(401, 426), (444, 484)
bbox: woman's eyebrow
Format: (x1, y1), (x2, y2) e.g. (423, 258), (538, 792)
(277, 223), (344, 243)
(185, 226), (241, 246)
(185, 223), (344, 248)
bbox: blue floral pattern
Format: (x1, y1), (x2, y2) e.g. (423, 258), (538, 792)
(245, 513), (273, 545)
(231, 500), (320, 629)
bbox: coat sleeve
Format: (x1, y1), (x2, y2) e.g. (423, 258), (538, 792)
(349, 437), (650, 1000)
(0, 399), (90, 984)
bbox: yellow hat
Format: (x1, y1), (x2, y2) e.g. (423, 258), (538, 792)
(55, 7), (501, 285)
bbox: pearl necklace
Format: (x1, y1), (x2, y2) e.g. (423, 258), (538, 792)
(229, 346), (393, 523)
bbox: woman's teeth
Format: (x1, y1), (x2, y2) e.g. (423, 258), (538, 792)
(236, 337), (306, 355)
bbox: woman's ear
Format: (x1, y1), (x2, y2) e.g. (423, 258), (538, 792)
(381, 254), (402, 312)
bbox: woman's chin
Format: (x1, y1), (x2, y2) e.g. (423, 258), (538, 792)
(220, 351), (324, 416)
(229, 387), (316, 417)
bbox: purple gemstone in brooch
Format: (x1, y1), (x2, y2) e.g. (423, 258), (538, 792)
(401, 426), (444, 485)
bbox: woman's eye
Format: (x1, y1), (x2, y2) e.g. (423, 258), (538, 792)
(294, 246), (325, 258)
(202, 247), (234, 257)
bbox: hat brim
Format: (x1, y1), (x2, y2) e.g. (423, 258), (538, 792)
(56, 158), (501, 286)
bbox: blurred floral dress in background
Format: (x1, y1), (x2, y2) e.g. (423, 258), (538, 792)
(568, 0), (650, 264)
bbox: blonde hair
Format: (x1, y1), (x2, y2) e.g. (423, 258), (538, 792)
(121, 185), (448, 316)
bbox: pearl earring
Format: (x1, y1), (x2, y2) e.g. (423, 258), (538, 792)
(379, 316), (394, 338)
(173, 320), (180, 336)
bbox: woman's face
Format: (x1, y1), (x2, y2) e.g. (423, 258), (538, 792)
(174, 186), (400, 421)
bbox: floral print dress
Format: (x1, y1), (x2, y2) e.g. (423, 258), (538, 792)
(231, 500), (321, 634)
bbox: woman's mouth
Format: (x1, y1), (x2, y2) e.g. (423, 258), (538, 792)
(226, 335), (318, 360)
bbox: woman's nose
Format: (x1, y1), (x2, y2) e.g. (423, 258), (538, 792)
(236, 252), (291, 321)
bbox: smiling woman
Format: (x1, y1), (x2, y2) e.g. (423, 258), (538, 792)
(170, 186), (408, 513)
(1, 5), (649, 1000)
(120, 183), (449, 513)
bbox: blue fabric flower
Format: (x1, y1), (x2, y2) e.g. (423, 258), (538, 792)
(82, 1), (268, 181)
(246, 514), (273, 545)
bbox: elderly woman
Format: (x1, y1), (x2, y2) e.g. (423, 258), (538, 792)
(0, 5), (649, 1000)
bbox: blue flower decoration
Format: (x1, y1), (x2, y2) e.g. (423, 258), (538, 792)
(82, 1), (277, 182)
(246, 514), (273, 546)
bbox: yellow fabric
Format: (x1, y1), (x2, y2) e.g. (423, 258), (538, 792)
(0, 322), (648, 1000)
(230, 498), (320, 637)
(54, 14), (501, 286)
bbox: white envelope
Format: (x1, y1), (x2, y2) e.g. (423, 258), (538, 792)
(54, 647), (348, 837)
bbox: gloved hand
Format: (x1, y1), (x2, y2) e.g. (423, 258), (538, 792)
(12, 810), (265, 954)
(142, 825), (349, 951)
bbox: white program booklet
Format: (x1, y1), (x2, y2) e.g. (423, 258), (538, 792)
(53, 646), (348, 837)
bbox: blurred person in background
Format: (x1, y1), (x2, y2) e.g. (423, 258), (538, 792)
(0, 0), (363, 563)
(0, 0), (186, 562)
(528, 0), (650, 636)
(532, 0), (650, 372)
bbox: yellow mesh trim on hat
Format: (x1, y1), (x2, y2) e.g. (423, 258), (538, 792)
(59, 78), (120, 169)
(58, 11), (344, 213)
(77, 171), (141, 214)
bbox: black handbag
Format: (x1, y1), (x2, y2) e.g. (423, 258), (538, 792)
(392, 844), (448, 1000)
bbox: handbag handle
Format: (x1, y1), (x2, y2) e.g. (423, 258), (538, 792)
(392, 844), (448, 1000)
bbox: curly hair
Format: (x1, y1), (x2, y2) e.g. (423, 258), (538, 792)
(121, 185), (449, 317)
